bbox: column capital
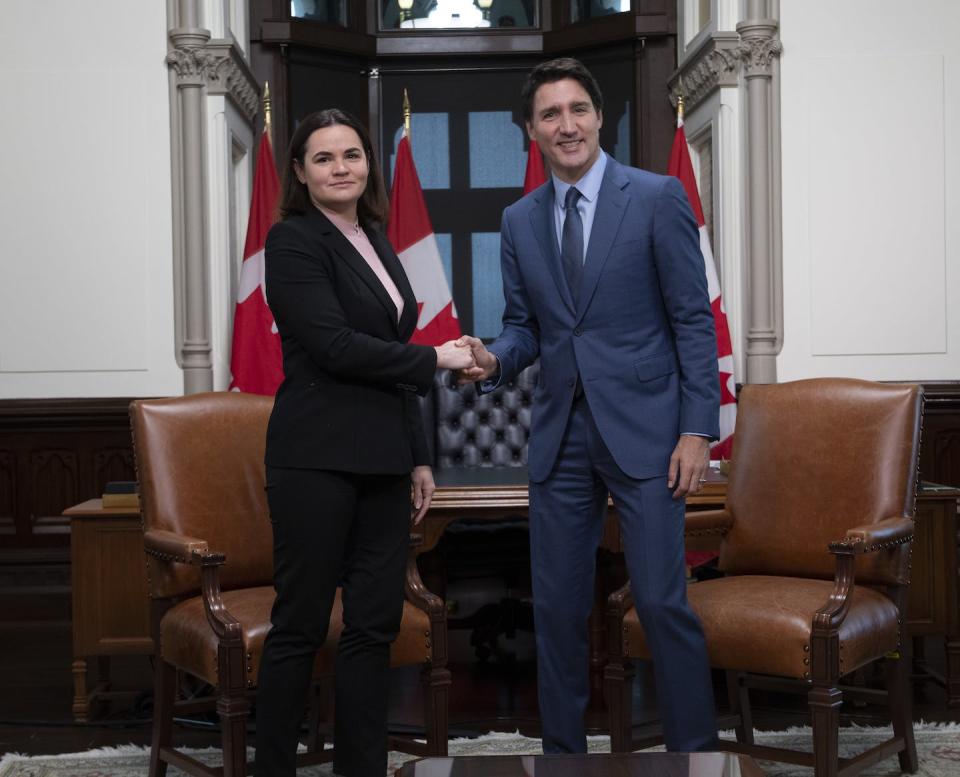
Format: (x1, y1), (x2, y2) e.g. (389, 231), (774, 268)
(736, 20), (782, 77)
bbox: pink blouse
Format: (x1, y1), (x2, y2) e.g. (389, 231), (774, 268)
(320, 207), (405, 322)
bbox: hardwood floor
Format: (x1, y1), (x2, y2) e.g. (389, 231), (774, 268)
(1, 617), (957, 758)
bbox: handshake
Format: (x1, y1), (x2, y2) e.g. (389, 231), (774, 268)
(433, 336), (499, 384)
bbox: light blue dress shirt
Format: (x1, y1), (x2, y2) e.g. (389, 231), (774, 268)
(551, 152), (608, 262)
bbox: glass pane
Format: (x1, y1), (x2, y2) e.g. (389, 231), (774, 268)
(468, 112), (525, 189)
(388, 114), (451, 190)
(291, 0), (347, 26)
(570, 0), (628, 24)
(381, 0), (534, 30)
(472, 233), (505, 339)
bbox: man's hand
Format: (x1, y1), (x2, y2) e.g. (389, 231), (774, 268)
(667, 435), (710, 499)
(455, 335), (499, 384)
(411, 465), (435, 525)
(434, 340), (476, 370)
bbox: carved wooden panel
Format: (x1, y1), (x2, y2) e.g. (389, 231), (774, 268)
(919, 383), (960, 488)
(0, 398), (135, 549)
(0, 451), (15, 536)
(30, 450), (78, 533)
(93, 449), (136, 495)
(928, 427), (960, 487)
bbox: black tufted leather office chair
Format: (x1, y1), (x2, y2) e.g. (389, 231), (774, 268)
(421, 363), (538, 468)
(419, 363), (539, 662)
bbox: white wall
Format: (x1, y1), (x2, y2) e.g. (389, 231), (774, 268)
(778, 0), (960, 381)
(0, 2), (181, 398)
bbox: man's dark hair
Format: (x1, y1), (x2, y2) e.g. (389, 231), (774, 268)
(520, 57), (604, 125)
(278, 108), (388, 226)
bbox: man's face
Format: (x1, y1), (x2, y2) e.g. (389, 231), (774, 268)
(526, 78), (603, 184)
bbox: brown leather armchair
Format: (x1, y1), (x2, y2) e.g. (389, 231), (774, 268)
(130, 392), (450, 777)
(605, 378), (922, 777)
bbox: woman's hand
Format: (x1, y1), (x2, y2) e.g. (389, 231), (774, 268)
(411, 465), (435, 525)
(434, 340), (476, 370)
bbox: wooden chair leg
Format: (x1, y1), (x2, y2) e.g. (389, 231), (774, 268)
(725, 670), (754, 745)
(887, 650), (918, 773)
(604, 658), (635, 753)
(422, 665), (451, 756)
(808, 684), (842, 777)
(149, 658), (176, 777)
(217, 645), (251, 777)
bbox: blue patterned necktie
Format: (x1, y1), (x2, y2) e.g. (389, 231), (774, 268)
(561, 186), (583, 306)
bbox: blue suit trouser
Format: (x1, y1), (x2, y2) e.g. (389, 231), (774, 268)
(529, 397), (718, 753)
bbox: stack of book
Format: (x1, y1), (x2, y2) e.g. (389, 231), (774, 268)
(102, 481), (139, 509)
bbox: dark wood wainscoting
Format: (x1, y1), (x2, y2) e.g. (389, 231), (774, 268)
(920, 383), (960, 488)
(0, 399), (137, 552)
(0, 382), (958, 552)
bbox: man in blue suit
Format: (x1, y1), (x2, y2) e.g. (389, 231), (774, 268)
(458, 58), (720, 754)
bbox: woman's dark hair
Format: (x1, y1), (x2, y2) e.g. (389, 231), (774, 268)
(278, 109), (389, 226)
(520, 58), (604, 125)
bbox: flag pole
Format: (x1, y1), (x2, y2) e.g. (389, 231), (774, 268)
(263, 81), (273, 147)
(403, 89), (411, 139)
(676, 76), (685, 127)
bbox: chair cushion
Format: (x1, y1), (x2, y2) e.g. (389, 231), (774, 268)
(622, 576), (901, 679)
(160, 586), (433, 687)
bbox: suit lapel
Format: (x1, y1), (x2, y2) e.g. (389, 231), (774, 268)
(368, 228), (420, 339)
(308, 208), (402, 334)
(576, 158), (629, 324)
(529, 185), (576, 315)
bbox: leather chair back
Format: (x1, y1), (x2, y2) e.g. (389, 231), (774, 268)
(426, 363), (538, 468)
(720, 379), (922, 585)
(130, 392), (275, 599)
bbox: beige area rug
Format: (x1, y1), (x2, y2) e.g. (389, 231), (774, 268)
(2, 725), (959, 776)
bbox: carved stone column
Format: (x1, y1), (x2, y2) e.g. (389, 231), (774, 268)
(166, 1), (259, 394)
(737, 0), (782, 383)
(168, 0), (213, 394)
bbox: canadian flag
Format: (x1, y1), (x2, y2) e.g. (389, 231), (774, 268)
(387, 135), (461, 345)
(667, 118), (736, 460)
(523, 142), (547, 194)
(228, 131), (283, 395)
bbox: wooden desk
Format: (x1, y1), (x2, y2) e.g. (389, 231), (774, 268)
(64, 499), (152, 722)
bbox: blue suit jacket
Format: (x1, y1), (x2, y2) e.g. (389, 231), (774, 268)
(487, 154), (720, 483)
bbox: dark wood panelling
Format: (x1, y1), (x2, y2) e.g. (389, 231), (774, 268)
(0, 399), (136, 550)
(0, 451), (15, 536)
(30, 450), (78, 535)
(919, 383), (960, 487)
(93, 449), (136, 496)
(262, 19), (377, 55)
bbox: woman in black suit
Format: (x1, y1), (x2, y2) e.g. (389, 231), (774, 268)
(254, 109), (474, 777)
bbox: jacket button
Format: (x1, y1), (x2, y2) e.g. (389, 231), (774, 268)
(568, 378), (575, 387)
(574, 327), (582, 336)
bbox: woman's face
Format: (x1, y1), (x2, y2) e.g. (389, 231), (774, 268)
(295, 124), (369, 217)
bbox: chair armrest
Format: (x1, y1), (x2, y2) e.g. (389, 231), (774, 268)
(404, 533), (448, 668)
(405, 533), (444, 617)
(606, 581), (633, 659)
(607, 580), (633, 614)
(828, 517), (914, 555)
(684, 509), (734, 538)
(143, 530), (237, 639)
(143, 529), (210, 564)
(815, 517), (913, 631)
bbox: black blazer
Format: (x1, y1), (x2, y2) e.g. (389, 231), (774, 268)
(263, 206), (437, 474)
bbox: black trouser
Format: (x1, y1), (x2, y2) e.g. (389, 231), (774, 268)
(254, 466), (410, 777)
